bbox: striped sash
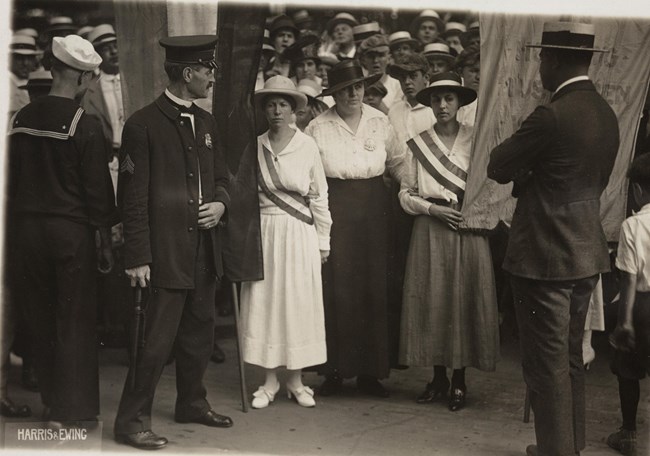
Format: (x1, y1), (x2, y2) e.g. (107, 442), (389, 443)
(257, 143), (314, 225)
(407, 129), (468, 201)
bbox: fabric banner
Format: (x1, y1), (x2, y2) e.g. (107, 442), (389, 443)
(462, 14), (650, 241)
(214, 3), (267, 282)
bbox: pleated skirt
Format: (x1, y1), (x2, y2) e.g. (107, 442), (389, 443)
(399, 215), (499, 371)
(240, 206), (326, 370)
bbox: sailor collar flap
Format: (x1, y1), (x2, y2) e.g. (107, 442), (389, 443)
(9, 104), (85, 140)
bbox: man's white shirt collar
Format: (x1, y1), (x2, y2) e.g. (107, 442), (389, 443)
(165, 88), (193, 108)
(554, 75), (590, 96)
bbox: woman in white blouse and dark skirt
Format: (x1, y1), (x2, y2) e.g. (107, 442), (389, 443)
(399, 72), (498, 411)
(305, 60), (403, 397)
(240, 76), (332, 408)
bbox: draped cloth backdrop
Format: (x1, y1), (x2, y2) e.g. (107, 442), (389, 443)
(462, 14), (650, 241)
(114, 0), (266, 282)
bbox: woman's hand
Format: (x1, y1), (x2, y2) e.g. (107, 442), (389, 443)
(320, 250), (330, 264)
(428, 204), (462, 231)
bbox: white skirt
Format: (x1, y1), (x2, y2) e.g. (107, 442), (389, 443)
(240, 207), (327, 370)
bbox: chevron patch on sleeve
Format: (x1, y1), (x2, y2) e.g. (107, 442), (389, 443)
(120, 153), (135, 174)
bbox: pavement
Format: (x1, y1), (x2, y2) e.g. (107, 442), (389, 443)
(0, 324), (648, 456)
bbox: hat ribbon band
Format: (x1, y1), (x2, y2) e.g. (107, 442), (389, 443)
(541, 31), (595, 49)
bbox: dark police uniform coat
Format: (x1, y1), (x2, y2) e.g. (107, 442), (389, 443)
(488, 79), (619, 455)
(114, 93), (230, 434)
(117, 93), (230, 287)
(6, 95), (116, 421)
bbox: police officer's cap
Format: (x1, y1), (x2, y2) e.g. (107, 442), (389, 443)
(159, 35), (218, 69)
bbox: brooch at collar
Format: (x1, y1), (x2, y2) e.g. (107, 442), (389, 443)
(364, 138), (376, 151)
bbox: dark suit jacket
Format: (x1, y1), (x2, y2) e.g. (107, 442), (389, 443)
(117, 94), (230, 288)
(488, 80), (619, 280)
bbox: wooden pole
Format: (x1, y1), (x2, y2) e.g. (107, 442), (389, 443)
(231, 282), (248, 412)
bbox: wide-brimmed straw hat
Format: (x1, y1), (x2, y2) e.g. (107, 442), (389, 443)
(416, 71), (477, 107)
(319, 59), (382, 97)
(442, 22), (467, 39)
(326, 12), (358, 34)
(254, 75), (307, 111)
(353, 22), (381, 45)
(410, 10), (444, 36)
(422, 42), (455, 63)
(526, 22), (606, 52)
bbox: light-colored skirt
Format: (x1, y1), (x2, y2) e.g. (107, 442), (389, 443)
(399, 215), (499, 371)
(240, 206), (326, 370)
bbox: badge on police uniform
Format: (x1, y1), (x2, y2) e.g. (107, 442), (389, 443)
(204, 133), (213, 149)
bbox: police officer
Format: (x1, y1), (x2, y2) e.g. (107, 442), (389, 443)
(113, 35), (232, 450)
(6, 34), (115, 426)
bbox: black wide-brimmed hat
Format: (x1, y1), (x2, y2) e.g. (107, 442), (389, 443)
(416, 71), (477, 107)
(282, 34), (320, 65)
(319, 59), (382, 97)
(526, 21), (606, 52)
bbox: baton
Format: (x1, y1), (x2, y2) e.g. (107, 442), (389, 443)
(129, 285), (146, 392)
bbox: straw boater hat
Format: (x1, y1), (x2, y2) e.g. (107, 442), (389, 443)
(10, 34), (41, 55)
(441, 22), (467, 39)
(76, 26), (94, 40)
(292, 10), (315, 29)
(353, 22), (381, 45)
(52, 34), (102, 71)
(422, 42), (455, 63)
(19, 69), (53, 90)
(326, 12), (358, 34)
(87, 24), (117, 48)
(410, 10), (444, 35)
(526, 21), (606, 52)
(318, 51), (340, 67)
(460, 21), (480, 48)
(388, 31), (421, 52)
(43, 16), (78, 37)
(319, 59), (382, 97)
(14, 28), (39, 39)
(415, 71), (477, 107)
(254, 75), (307, 111)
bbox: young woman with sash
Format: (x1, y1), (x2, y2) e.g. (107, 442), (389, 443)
(398, 72), (498, 411)
(240, 76), (332, 409)
(305, 60), (403, 398)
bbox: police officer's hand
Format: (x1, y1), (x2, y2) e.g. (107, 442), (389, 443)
(198, 202), (226, 230)
(126, 265), (150, 288)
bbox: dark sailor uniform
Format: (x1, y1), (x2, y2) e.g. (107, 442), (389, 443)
(6, 95), (116, 421)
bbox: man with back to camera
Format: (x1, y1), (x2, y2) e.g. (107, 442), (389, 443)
(113, 35), (232, 450)
(488, 22), (619, 456)
(6, 34), (115, 428)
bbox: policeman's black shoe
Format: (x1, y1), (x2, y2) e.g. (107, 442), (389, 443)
(115, 430), (168, 450)
(416, 378), (450, 404)
(210, 343), (226, 364)
(175, 409), (233, 428)
(318, 374), (342, 396)
(22, 364), (39, 392)
(356, 375), (389, 398)
(0, 398), (31, 417)
(448, 387), (466, 412)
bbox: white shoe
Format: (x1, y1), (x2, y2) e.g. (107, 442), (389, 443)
(287, 384), (315, 408)
(251, 383), (280, 409)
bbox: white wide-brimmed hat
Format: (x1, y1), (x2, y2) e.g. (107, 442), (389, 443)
(416, 71), (477, 107)
(254, 75), (307, 111)
(52, 34), (102, 71)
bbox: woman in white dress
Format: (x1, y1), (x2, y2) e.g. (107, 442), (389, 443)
(240, 76), (332, 409)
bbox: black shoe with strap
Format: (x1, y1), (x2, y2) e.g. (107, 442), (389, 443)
(115, 430), (168, 450)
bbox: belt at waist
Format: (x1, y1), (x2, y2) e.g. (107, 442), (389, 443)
(426, 197), (462, 211)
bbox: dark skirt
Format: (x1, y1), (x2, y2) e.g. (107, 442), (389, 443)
(321, 175), (390, 379)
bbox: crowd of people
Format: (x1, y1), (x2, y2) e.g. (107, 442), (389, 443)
(3, 6), (650, 456)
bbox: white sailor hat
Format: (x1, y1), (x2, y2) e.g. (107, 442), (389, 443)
(52, 35), (102, 71)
